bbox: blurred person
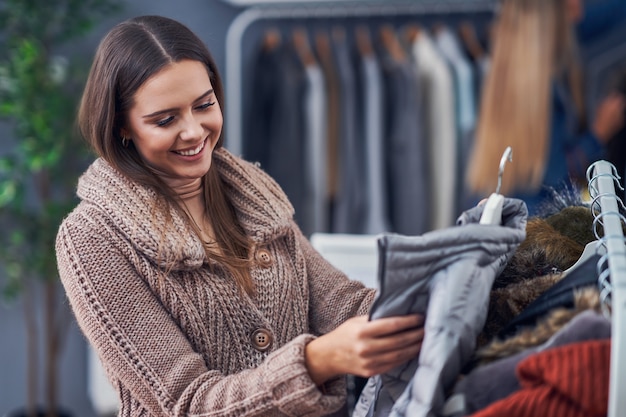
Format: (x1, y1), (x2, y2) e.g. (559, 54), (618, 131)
(466, 0), (625, 215)
(54, 15), (425, 417)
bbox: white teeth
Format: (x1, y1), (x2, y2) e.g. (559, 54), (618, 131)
(176, 141), (205, 156)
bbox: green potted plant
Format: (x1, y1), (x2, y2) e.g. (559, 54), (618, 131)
(0, 1), (121, 416)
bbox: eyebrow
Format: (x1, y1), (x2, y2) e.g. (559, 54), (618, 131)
(142, 89), (215, 118)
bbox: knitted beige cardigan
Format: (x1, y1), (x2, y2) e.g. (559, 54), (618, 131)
(56, 148), (375, 417)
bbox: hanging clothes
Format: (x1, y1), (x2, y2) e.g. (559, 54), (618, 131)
(409, 27), (457, 231)
(245, 35), (310, 232)
(243, 19), (491, 237)
(378, 26), (430, 236)
(432, 25), (477, 141)
(354, 198), (527, 417)
(433, 26), (478, 220)
(467, 339), (611, 417)
(449, 308), (610, 416)
(355, 26), (391, 234)
(498, 253), (601, 338)
(331, 27), (367, 234)
(314, 30), (342, 230)
(293, 28), (329, 234)
(302, 63), (327, 233)
(445, 194), (612, 416)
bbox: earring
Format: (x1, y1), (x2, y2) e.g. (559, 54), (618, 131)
(121, 136), (130, 148)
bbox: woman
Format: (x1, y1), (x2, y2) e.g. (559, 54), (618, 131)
(466, 0), (625, 215)
(55, 15), (424, 417)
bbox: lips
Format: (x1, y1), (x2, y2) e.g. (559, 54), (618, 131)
(174, 139), (206, 156)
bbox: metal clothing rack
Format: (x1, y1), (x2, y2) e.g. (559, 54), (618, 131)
(224, 0), (497, 156)
(586, 160), (626, 417)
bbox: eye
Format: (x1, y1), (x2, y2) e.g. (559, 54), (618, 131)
(156, 116), (174, 127)
(196, 101), (215, 111)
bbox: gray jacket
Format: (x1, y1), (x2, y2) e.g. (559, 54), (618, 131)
(353, 198), (527, 417)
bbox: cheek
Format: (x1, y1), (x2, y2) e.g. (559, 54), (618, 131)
(212, 105), (224, 127)
(207, 110), (224, 139)
(134, 130), (174, 158)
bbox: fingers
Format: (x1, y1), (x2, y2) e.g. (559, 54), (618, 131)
(360, 314), (424, 338)
(307, 314), (426, 384)
(353, 335), (424, 378)
(355, 325), (424, 355)
(594, 92), (626, 142)
(370, 340), (423, 372)
(350, 315), (425, 373)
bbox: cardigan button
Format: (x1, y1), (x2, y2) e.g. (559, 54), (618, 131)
(251, 328), (273, 352)
(255, 248), (273, 268)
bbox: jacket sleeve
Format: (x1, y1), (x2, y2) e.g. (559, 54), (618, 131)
(292, 222), (377, 336)
(56, 211), (346, 417)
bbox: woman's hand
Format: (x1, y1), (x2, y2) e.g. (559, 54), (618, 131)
(593, 92), (625, 144)
(304, 314), (425, 386)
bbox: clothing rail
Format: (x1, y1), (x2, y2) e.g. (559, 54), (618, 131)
(586, 160), (626, 417)
(224, 0), (497, 156)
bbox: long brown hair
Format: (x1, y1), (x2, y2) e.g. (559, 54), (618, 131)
(78, 15), (254, 293)
(466, 0), (584, 195)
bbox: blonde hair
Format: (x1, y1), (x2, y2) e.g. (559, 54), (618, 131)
(466, 0), (582, 195)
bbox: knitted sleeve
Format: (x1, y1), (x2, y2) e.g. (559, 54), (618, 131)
(55, 210), (346, 417)
(293, 223), (377, 335)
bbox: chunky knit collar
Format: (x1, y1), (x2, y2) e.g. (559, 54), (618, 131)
(76, 148), (294, 270)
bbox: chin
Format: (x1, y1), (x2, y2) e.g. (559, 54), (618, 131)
(192, 162), (212, 179)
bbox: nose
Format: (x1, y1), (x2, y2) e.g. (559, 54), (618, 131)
(179, 112), (204, 141)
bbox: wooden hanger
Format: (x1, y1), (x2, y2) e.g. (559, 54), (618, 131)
(262, 27), (281, 51)
(331, 26), (347, 48)
(292, 27), (316, 66)
(404, 23), (422, 45)
(379, 25), (406, 62)
(432, 22), (446, 35)
(458, 20), (485, 61)
(355, 25), (374, 58)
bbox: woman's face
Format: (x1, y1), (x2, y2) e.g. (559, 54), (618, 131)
(122, 59), (222, 187)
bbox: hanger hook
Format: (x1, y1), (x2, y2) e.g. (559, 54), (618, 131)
(496, 146), (513, 195)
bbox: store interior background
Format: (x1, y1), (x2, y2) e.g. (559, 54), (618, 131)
(1, 0), (625, 416)
(0, 2), (239, 416)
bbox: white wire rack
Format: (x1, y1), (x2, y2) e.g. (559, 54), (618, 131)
(586, 160), (626, 417)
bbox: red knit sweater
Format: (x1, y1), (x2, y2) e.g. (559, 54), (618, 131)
(469, 338), (610, 417)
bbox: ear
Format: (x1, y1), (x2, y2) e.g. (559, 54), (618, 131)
(120, 127), (131, 139)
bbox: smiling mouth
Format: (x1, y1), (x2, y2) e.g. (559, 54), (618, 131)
(174, 139), (206, 156)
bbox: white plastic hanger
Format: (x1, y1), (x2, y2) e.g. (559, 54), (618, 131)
(561, 240), (605, 278)
(480, 146), (513, 225)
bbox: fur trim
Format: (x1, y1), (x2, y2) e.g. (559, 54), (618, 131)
(478, 273), (562, 347)
(533, 183), (588, 218)
(495, 219), (583, 288)
(476, 287), (601, 364)
(544, 205), (597, 247)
